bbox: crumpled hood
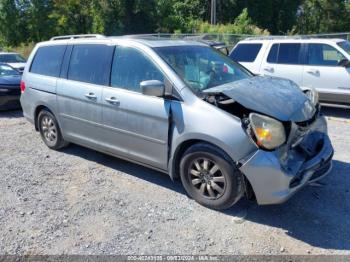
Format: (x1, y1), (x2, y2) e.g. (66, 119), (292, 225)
(0, 75), (21, 86)
(203, 76), (316, 122)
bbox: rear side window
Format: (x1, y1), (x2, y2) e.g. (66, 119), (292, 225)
(68, 44), (113, 85)
(267, 43), (302, 64)
(30, 45), (66, 77)
(278, 44), (301, 64)
(230, 44), (262, 62)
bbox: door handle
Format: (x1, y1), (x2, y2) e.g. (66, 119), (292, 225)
(306, 69), (319, 75)
(263, 66), (274, 73)
(85, 92), (97, 99)
(105, 97), (120, 105)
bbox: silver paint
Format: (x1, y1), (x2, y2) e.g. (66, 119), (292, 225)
(20, 37), (333, 205)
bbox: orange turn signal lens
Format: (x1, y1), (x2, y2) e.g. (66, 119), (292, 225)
(255, 127), (272, 146)
(255, 127), (272, 141)
(249, 113), (286, 150)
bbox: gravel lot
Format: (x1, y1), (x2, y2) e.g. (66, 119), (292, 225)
(0, 106), (349, 255)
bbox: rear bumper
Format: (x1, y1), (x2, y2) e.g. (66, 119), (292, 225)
(0, 95), (21, 110)
(240, 118), (333, 205)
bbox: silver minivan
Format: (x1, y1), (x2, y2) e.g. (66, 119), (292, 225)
(20, 34), (334, 210)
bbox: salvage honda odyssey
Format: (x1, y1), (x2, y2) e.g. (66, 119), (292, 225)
(20, 34), (334, 210)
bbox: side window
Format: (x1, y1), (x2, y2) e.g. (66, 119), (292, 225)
(277, 43), (302, 64)
(68, 44), (113, 85)
(307, 44), (346, 66)
(111, 46), (164, 92)
(230, 44), (262, 62)
(30, 45), (66, 77)
(267, 44), (278, 63)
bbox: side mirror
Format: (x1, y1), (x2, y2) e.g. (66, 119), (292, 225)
(338, 58), (350, 67)
(140, 80), (165, 97)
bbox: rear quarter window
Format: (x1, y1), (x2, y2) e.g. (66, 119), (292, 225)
(230, 43), (262, 62)
(30, 45), (66, 77)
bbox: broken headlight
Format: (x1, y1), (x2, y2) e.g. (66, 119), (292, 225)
(249, 113), (286, 150)
(305, 88), (319, 106)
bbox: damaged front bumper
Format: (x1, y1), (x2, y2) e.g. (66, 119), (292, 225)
(239, 115), (334, 205)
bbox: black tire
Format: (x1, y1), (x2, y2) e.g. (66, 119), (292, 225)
(180, 143), (243, 210)
(38, 109), (68, 150)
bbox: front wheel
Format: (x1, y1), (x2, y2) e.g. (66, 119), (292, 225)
(180, 143), (243, 210)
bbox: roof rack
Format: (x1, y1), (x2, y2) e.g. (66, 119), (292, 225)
(244, 35), (312, 41)
(117, 34), (161, 40)
(50, 34), (105, 41)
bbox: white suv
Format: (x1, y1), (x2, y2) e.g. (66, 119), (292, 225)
(230, 37), (350, 105)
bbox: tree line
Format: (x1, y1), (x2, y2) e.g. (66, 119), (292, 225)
(0, 0), (350, 47)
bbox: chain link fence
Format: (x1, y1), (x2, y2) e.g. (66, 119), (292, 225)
(1, 32), (349, 54)
(140, 32), (350, 49)
(134, 33), (252, 47)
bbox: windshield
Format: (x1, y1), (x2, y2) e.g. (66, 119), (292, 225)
(0, 54), (26, 63)
(154, 45), (252, 93)
(0, 64), (20, 76)
(338, 41), (350, 55)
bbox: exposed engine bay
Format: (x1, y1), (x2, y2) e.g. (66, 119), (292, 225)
(203, 93), (251, 119)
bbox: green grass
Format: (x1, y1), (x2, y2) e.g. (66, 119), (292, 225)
(4, 43), (35, 59)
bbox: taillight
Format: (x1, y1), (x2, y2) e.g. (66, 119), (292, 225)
(20, 81), (26, 93)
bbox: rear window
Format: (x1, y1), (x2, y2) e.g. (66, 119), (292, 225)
(230, 44), (262, 62)
(68, 44), (113, 85)
(30, 45), (66, 77)
(0, 64), (20, 76)
(267, 43), (302, 64)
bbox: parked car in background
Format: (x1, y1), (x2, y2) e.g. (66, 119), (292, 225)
(184, 35), (231, 55)
(21, 35), (333, 210)
(202, 40), (231, 55)
(0, 52), (27, 73)
(0, 63), (22, 110)
(230, 37), (350, 106)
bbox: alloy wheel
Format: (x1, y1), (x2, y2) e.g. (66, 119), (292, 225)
(41, 116), (57, 143)
(188, 157), (226, 199)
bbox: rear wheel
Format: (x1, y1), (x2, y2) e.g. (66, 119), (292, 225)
(38, 109), (68, 150)
(180, 143), (243, 210)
